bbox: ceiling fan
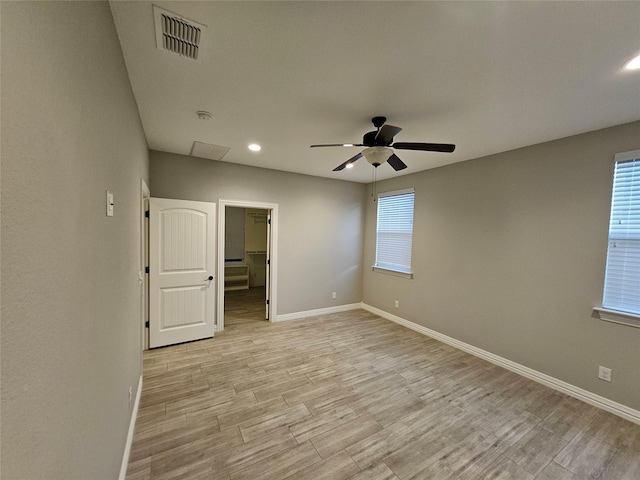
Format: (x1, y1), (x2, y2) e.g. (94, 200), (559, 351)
(311, 116), (456, 172)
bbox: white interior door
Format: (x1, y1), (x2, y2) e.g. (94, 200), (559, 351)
(149, 198), (216, 348)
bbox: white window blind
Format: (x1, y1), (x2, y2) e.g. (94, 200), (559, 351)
(375, 189), (415, 274)
(602, 151), (640, 316)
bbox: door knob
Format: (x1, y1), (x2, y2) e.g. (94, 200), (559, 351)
(207, 275), (214, 281)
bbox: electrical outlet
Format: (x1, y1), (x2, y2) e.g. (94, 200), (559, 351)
(129, 386), (133, 407)
(332, 292), (337, 300)
(394, 300), (400, 308)
(598, 366), (612, 382)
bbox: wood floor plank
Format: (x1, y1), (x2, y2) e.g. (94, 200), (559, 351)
(216, 395), (289, 430)
(600, 450), (640, 480)
(164, 386), (237, 415)
(347, 462), (400, 480)
(283, 450), (360, 480)
(209, 427), (297, 477)
(126, 290), (640, 480)
(406, 431), (500, 480)
(126, 457), (150, 480)
(238, 403), (311, 443)
(129, 421), (220, 463)
(289, 404), (358, 443)
(228, 441), (320, 480)
(281, 378), (343, 406)
(503, 425), (568, 475)
(139, 380), (210, 408)
(345, 421), (425, 470)
(585, 409), (640, 450)
(132, 411), (187, 439)
(475, 455), (535, 480)
(302, 387), (359, 414)
(184, 390), (257, 426)
(554, 431), (617, 479)
(231, 369), (295, 393)
(535, 461), (581, 480)
(540, 398), (597, 442)
(310, 415), (383, 459)
(148, 428), (242, 478)
(251, 375), (312, 402)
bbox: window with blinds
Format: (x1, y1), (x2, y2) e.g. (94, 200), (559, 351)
(602, 150), (640, 316)
(375, 189), (415, 275)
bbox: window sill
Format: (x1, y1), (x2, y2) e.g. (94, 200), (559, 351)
(372, 266), (413, 279)
(593, 307), (640, 329)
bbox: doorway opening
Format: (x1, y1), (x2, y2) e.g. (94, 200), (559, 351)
(224, 207), (267, 326)
(217, 200), (278, 331)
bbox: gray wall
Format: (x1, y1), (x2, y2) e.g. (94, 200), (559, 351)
(1, 2), (149, 479)
(363, 121), (640, 411)
(150, 151), (366, 314)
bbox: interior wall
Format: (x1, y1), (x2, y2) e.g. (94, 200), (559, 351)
(224, 207), (246, 262)
(150, 150), (366, 314)
(245, 209), (268, 287)
(1, 2), (149, 479)
(362, 121), (640, 412)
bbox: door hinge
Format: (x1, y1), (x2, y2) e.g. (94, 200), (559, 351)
(145, 321), (149, 328)
(145, 210), (149, 218)
(145, 266), (149, 274)
(266, 299), (269, 305)
(268, 218), (271, 225)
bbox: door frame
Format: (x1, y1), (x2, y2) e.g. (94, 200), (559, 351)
(140, 179), (150, 352)
(217, 199), (278, 331)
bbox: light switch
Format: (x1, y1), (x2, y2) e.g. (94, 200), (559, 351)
(106, 191), (114, 217)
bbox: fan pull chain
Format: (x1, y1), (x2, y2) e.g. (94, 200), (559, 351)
(371, 167), (377, 201)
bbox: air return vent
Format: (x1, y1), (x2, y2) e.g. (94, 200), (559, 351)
(153, 5), (206, 61)
(191, 141), (230, 161)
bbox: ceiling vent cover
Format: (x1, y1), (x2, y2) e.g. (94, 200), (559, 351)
(153, 5), (206, 61)
(191, 141), (230, 161)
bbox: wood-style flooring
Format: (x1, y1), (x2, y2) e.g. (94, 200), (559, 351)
(127, 289), (640, 479)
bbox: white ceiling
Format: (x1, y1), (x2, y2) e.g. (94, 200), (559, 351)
(110, 1), (640, 183)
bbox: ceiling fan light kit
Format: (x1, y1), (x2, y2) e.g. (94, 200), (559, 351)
(363, 147), (393, 167)
(311, 116), (456, 174)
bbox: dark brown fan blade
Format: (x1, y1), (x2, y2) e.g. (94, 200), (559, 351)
(375, 125), (402, 145)
(333, 152), (363, 171)
(392, 142), (455, 153)
(310, 143), (364, 148)
(387, 154), (407, 171)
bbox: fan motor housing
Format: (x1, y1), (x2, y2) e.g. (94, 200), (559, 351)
(371, 116), (387, 128)
(363, 131), (393, 146)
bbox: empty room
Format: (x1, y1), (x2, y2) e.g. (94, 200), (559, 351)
(1, 1), (639, 479)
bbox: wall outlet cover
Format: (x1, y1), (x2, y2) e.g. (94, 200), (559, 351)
(598, 366), (612, 382)
(106, 190), (114, 217)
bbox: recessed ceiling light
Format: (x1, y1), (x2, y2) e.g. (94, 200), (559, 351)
(346, 163), (354, 169)
(197, 111), (213, 121)
(248, 143), (261, 152)
(343, 144), (354, 147)
(625, 54), (640, 70)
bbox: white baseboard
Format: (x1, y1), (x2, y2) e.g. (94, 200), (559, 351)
(362, 304), (640, 425)
(119, 374), (143, 480)
(275, 303), (362, 322)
